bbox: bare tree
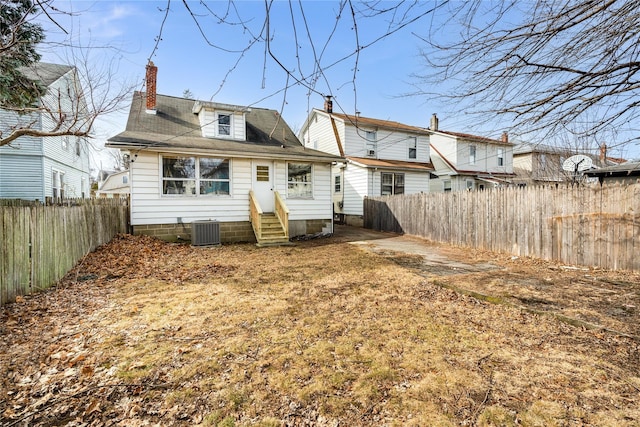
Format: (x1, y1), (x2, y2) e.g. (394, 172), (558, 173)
(414, 0), (640, 152)
(0, 0), (135, 148)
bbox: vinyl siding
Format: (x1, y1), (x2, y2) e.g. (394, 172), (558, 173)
(340, 126), (425, 161)
(130, 152), (333, 225)
(0, 153), (45, 200)
(198, 109), (246, 140)
(370, 170), (430, 197)
(280, 162), (333, 220)
(342, 164), (368, 216)
(0, 67), (90, 200)
(302, 112), (343, 155)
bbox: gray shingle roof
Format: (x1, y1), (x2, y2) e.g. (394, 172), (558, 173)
(20, 62), (74, 86)
(108, 92), (343, 163)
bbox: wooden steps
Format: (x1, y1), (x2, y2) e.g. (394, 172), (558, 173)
(255, 213), (290, 247)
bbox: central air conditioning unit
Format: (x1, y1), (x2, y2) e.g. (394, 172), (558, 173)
(191, 220), (220, 246)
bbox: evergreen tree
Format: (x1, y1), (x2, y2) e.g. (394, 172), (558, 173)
(0, 0), (46, 110)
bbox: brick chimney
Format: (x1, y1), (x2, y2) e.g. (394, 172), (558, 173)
(324, 95), (333, 113)
(600, 143), (607, 162)
(430, 113), (439, 131)
(145, 61), (158, 114)
(501, 131), (509, 143)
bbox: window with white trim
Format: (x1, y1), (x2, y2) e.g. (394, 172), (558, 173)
(497, 148), (504, 166)
(408, 137), (417, 159)
(469, 145), (477, 165)
(365, 130), (377, 157)
(216, 112), (232, 137)
(381, 172), (404, 195)
(162, 155), (230, 196)
(443, 179), (452, 192)
(52, 170), (65, 199)
(334, 175), (341, 193)
(288, 163), (313, 198)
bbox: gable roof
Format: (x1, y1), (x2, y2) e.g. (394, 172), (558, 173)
(20, 62), (74, 87)
(108, 93), (343, 163)
(328, 111), (432, 135)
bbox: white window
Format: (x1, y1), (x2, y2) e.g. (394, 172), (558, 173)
(539, 153), (547, 170)
(216, 113), (232, 137)
(365, 130), (377, 156)
(161, 156), (230, 196)
(52, 170), (65, 199)
(443, 179), (452, 192)
(466, 179), (475, 190)
(62, 137), (69, 150)
(497, 148), (504, 166)
(381, 172), (404, 195)
(469, 145), (477, 165)
(334, 175), (341, 193)
(288, 163), (313, 198)
(75, 139), (81, 156)
(408, 137), (417, 159)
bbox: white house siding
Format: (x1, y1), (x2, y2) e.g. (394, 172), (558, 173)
(302, 112), (342, 155)
(129, 152), (253, 225)
(430, 134), (459, 165)
(342, 164), (369, 216)
(129, 153), (332, 226)
(369, 131), (431, 163)
(43, 157), (89, 198)
(199, 109), (246, 140)
(280, 162), (333, 221)
(369, 170), (429, 198)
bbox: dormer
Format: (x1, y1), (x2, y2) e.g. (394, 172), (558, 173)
(192, 101), (249, 140)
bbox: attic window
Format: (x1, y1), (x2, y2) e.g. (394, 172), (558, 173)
(217, 113), (231, 137)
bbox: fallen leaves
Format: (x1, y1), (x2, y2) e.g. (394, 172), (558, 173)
(1, 232), (639, 426)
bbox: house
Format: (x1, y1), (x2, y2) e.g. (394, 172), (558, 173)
(106, 62), (343, 245)
(513, 142), (627, 186)
(0, 62), (91, 200)
(95, 170), (130, 198)
(584, 161), (640, 185)
(299, 97), (434, 226)
(428, 115), (515, 192)
(512, 142), (574, 186)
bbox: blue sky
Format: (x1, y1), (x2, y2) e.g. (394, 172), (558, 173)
(36, 1), (639, 168)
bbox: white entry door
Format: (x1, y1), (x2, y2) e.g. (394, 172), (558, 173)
(253, 161), (274, 212)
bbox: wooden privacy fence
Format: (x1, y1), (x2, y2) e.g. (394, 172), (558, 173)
(364, 183), (640, 271)
(0, 199), (129, 306)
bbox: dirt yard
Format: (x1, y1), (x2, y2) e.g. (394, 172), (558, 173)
(1, 226), (639, 426)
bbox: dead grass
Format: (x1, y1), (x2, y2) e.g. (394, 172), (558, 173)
(1, 234), (639, 426)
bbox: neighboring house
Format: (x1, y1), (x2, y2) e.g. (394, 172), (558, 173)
(584, 161), (640, 185)
(95, 170), (130, 198)
(512, 142), (574, 186)
(299, 97), (434, 226)
(513, 142), (626, 186)
(0, 62), (91, 200)
(107, 62), (343, 245)
(428, 115), (515, 192)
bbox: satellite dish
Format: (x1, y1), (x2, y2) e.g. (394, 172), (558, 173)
(562, 154), (593, 172)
